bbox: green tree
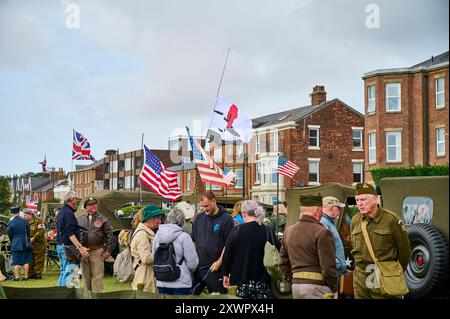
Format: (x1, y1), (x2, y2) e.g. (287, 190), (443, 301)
(0, 177), (12, 212)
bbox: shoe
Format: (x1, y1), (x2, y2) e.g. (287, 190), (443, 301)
(14, 278), (19, 281)
(35, 273), (42, 279)
(22, 277), (28, 281)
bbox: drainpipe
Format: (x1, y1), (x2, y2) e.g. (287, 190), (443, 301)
(423, 75), (429, 165)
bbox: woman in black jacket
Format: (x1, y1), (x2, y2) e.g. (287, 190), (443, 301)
(222, 200), (281, 299)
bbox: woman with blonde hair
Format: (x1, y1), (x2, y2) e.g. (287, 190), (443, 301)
(222, 200), (281, 299)
(232, 200), (244, 226)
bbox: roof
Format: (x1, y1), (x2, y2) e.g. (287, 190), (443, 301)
(252, 98), (363, 129)
(363, 51), (449, 79)
(75, 159), (105, 172)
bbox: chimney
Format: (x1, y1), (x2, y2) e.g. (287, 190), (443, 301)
(105, 149), (118, 156)
(310, 85), (327, 106)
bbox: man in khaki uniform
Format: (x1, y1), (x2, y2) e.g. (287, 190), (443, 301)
(279, 195), (338, 299)
(78, 197), (115, 293)
(351, 183), (411, 299)
(24, 209), (47, 279)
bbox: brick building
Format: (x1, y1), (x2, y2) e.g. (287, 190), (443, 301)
(73, 159), (104, 198)
(362, 51), (449, 182)
(250, 85), (365, 204)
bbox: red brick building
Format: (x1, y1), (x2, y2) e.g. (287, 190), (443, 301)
(362, 51), (449, 182)
(250, 85), (365, 204)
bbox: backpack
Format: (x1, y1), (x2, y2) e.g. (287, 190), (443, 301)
(153, 242), (184, 282)
(113, 229), (143, 283)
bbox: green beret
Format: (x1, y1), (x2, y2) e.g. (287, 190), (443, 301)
(355, 183), (377, 195)
(299, 195), (323, 207)
(142, 204), (164, 222)
(9, 206), (20, 214)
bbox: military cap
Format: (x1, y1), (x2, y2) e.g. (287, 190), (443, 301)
(299, 195), (323, 207)
(84, 197), (98, 208)
(323, 196), (346, 208)
(355, 183), (377, 195)
(142, 204), (164, 222)
(9, 206), (20, 214)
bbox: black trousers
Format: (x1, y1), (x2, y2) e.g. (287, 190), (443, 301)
(192, 265), (228, 295)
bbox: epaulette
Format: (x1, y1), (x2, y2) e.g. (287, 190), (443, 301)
(383, 208), (401, 220)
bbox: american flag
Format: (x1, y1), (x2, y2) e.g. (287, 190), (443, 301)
(139, 145), (181, 202)
(187, 129), (234, 188)
(26, 198), (39, 211)
(277, 156), (300, 179)
(72, 130), (96, 161)
(223, 167), (237, 185)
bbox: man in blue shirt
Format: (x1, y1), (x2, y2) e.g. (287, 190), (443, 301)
(321, 196), (347, 290)
(56, 191), (89, 287)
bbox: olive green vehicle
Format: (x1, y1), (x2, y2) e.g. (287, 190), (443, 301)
(0, 214), (9, 238)
(379, 175), (449, 299)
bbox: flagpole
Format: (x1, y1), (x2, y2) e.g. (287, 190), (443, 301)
(71, 129), (74, 191)
(216, 48), (231, 97)
(276, 153), (280, 235)
(139, 133), (144, 205)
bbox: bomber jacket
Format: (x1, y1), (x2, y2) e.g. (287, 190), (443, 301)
(280, 215), (338, 292)
(78, 212), (115, 253)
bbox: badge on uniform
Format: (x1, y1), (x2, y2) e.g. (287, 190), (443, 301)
(94, 220), (103, 228)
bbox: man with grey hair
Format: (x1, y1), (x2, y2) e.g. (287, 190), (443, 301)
(152, 207), (199, 295)
(56, 191), (89, 287)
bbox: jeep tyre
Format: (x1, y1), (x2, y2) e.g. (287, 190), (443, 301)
(405, 224), (449, 298)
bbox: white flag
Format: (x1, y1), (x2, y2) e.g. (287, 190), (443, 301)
(208, 96), (252, 143)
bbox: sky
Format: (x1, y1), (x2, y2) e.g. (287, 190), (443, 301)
(0, 0), (448, 176)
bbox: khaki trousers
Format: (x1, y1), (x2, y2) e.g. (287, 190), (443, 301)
(292, 283), (333, 299)
(81, 248), (104, 293)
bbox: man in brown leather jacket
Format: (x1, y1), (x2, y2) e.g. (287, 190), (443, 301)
(279, 195), (337, 299)
(78, 197), (115, 292)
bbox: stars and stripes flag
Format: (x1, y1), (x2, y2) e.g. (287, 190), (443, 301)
(277, 156), (300, 179)
(139, 145), (181, 202)
(223, 167), (237, 185)
(73, 130), (96, 161)
(187, 128), (234, 188)
(26, 198), (39, 211)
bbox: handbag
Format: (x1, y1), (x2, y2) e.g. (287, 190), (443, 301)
(263, 226), (283, 280)
(361, 220), (409, 297)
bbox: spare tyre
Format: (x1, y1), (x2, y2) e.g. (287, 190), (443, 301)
(405, 223), (449, 298)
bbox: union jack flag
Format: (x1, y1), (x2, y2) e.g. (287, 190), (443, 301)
(139, 145), (181, 202)
(72, 130), (96, 161)
(26, 198), (39, 211)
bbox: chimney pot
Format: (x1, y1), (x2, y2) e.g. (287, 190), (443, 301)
(310, 85), (327, 106)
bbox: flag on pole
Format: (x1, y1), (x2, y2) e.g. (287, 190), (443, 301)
(276, 156), (300, 179)
(223, 167), (237, 185)
(187, 128), (234, 187)
(139, 145), (181, 202)
(207, 96), (252, 144)
(26, 198), (39, 211)
(39, 155), (47, 173)
(72, 130), (96, 161)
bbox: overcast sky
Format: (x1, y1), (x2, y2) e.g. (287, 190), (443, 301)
(0, 0), (448, 176)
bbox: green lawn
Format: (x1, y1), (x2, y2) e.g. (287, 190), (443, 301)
(1, 267), (132, 292)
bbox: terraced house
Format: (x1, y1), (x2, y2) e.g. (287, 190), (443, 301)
(363, 51), (449, 182)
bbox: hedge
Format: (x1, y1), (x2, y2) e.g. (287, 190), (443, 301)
(370, 164), (449, 187)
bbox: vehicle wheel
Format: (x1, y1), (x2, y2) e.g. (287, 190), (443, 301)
(405, 223), (449, 298)
(270, 279), (292, 299)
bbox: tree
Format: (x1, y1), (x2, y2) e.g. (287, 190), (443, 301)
(0, 177), (12, 212)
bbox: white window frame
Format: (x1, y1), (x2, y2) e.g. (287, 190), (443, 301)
(271, 131), (279, 153)
(236, 144), (244, 158)
(436, 77), (445, 109)
(352, 128), (363, 150)
(255, 135), (260, 153)
(110, 160), (118, 173)
(436, 127), (446, 157)
(186, 173), (191, 191)
(385, 83), (401, 112)
(386, 131), (402, 163)
(271, 161), (277, 185)
(125, 158), (132, 171)
(213, 147), (222, 162)
(125, 176), (132, 189)
(368, 85), (376, 113)
(308, 126), (320, 150)
(255, 162), (261, 184)
(352, 160), (363, 184)
(368, 133), (376, 164)
(211, 183), (221, 190)
(235, 169), (243, 189)
(308, 158), (320, 186)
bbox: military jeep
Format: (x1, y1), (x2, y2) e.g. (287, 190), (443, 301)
(379, 175), (449, 298)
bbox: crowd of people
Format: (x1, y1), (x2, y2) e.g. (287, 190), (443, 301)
(3, 183), (411, 299)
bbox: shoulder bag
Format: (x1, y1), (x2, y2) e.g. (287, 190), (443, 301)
(263, 226), (283, 280)
(361, 220), (409, 297)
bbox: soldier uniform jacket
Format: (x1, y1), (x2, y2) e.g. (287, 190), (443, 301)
(78, 212), (115, 253)
(351, 207), (411, 271)
(280, 215), (338, 292)
(29, 216), (47, 246)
